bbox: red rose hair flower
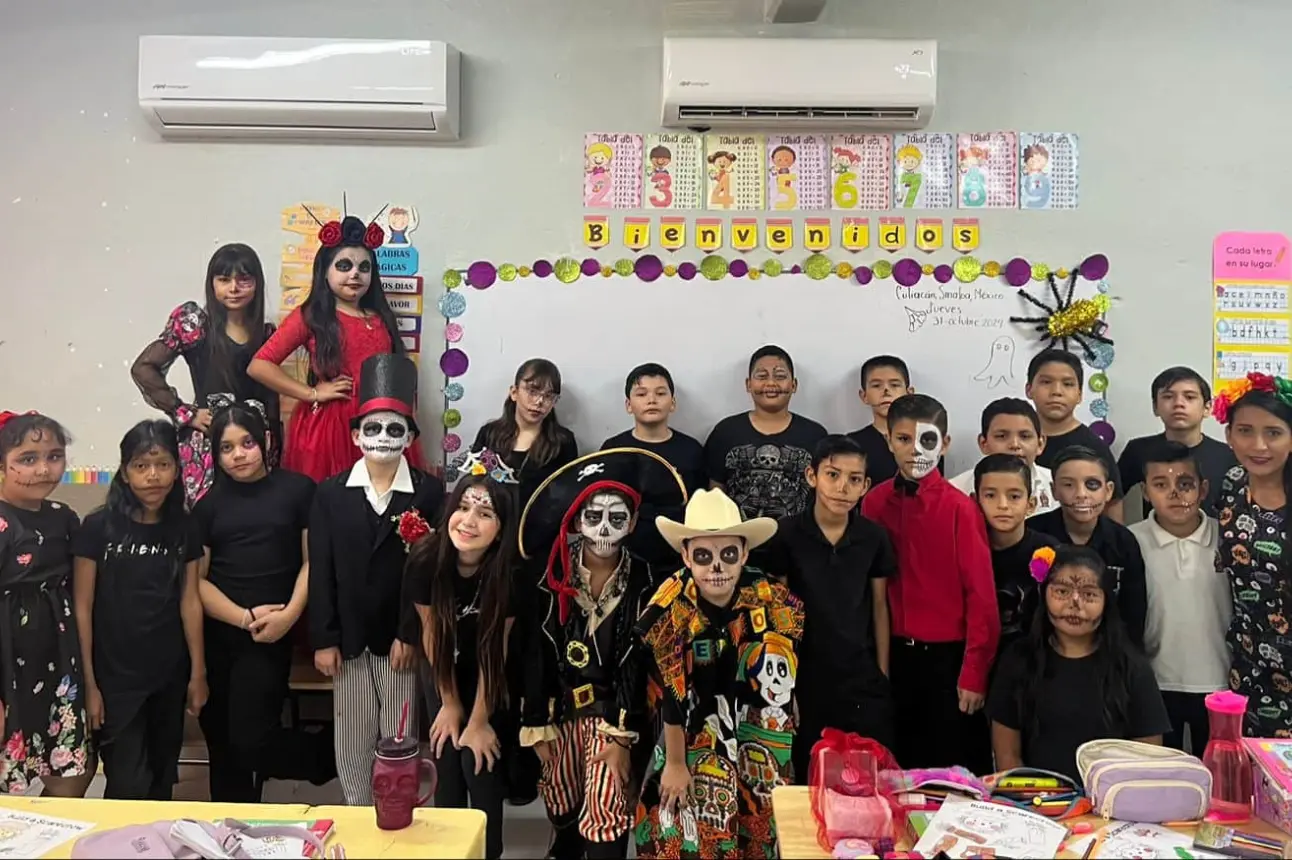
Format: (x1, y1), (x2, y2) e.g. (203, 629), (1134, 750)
(363, 221), (386, 250)
(397, 509), (432, 551)
(318, 221), (343, 247)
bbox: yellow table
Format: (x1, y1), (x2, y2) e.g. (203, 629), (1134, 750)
(0, 796), (486, 859)
(772, 785), (1290, 859)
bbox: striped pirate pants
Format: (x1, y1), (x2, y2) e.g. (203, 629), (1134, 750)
(538, 715), (632, 844)
(333, 649), (417, 805)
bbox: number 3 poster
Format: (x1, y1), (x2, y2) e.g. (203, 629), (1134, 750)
(643, 133), (703, 210)
(892, 132), (955, 210)
(583, 133), (644, 209)
(765, 135), (827, 210)
(704, 134), (765, 211)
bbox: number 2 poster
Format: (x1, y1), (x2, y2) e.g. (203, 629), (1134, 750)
(892, 133), (955, 210)
(830, 133), (892, 210)
(957, 132), (1019, 209)
(643, 133), (703, 210)
(704, 134), (765, 211)
(583, 132), (644, 209)
(765, 135), (827, 210)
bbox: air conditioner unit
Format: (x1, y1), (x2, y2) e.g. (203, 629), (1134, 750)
(661, 37), (936, 131)
(138, 36), (460, 142)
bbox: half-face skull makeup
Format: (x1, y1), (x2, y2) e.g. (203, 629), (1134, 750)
(355, 410), (411, 463)
(685, 535), (747, 604)
(578, 491), (634, 557)
(911, 421), (942, 479)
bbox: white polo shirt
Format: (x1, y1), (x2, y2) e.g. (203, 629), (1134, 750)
(948, 462), (1058, 517)
(1129, 513), (1230, 693)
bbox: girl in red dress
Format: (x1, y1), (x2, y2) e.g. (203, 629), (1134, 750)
(248, 212), (425, 482)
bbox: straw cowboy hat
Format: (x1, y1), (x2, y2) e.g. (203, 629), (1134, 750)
(655, 488), (778, 553)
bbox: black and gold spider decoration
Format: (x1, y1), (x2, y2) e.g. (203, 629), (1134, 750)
(1010, 271), (1113, 362)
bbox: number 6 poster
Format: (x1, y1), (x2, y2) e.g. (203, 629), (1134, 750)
(830, 133), (892, 211)
(583, 132), (644, 209)
(704, 134), (765, 211)
(765, 135), (828, 210)
(643, 133), (703, 210)
(892, 132), (955, 210)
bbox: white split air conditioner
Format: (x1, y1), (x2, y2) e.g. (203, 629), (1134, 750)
(661, 37), (936, 131)
(138, 36), (460, 142)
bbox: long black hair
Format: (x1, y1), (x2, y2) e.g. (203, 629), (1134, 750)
(203, 244), (268, 396)
(481, 358), (569, 469)
(102, 420), (188, 558)
(406, 475), (517, 710)
(301, 241), (403, 381)
(208, 403), (270, 486)
(1226, 389), (1292, 560)
(1018, 544), (1134, 740)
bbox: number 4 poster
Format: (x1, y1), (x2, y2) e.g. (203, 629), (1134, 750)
(893, 132), (955, 210)
(643, 133), (703, 210)
(830, 133), (892, 210)
(705, 133), (765, 210)
(765, 135), (828, 210)
(1212, 231), (1292, 391)
(583, 133), (644, 209)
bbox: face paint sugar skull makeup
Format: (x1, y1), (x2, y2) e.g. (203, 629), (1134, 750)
(578, 491), (633, 558)
(911, 421), (942, 479)
(688, 538), (745, 602)
(356, 410), (410, 463)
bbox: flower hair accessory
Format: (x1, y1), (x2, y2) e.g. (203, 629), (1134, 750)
(1030, 546), (1057, 583)
(1211, 371), (1292, 423)
(446, 447), (518, 485)
(302, 197), (388, 251)
(0, 410), (37, 432)
(395, 509), (432, 552)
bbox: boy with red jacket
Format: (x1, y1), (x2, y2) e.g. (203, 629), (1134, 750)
(862, 393), (999, 773)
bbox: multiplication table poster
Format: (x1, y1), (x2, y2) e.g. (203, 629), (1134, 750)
(765, 135), (828, 210)
(957, 132), (1018, 209)
(583, 132), (644, 209)
(1212, 231), (1292, 391)
(830, 133), (892, 210)
(704, 133), (766, 211)
(643, 133), (703, 210)
(892, 132), (955, 210)
(1020, 132), (1080, 210)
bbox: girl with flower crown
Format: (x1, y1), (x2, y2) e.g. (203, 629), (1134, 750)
(1212, 372), (1292, 736)
(248, 211), (425, 483)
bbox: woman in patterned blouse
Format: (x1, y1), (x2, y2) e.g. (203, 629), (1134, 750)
(1214, 374), (1292, 736)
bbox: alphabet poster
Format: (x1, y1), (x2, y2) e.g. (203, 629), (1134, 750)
(831, 133), (892, 210)
(892, 132), (956, 210)
(1020, 132), (1080, 210)
(583, 132), (644, 209)
(643, 133), (703, 210)
(957, 132), (1019, 209)
(705, 133), (766, 211)
(1211, 231), (1292, 391)
(765, 134), (828, 210)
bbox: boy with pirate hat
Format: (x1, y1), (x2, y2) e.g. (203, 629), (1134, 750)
(518, 448), (688, 860)
(633, 489), (804, 859)
(309, 353), (445, 805)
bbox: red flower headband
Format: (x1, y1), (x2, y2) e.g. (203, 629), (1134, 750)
(1212, 371), (1292, 423)
(302, 199), (388, 251)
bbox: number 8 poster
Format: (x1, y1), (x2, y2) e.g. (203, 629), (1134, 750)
(643, 133), (703, 210)
(583, 133), (644, 209)
(892, 132), (956, 210)
(704, 134), (766, 211)
(766, 135), (828, 210)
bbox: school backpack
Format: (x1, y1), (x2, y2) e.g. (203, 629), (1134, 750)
(70, 818), (339, 859)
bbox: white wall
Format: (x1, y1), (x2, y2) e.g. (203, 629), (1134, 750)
(3, 0), (1290, 465)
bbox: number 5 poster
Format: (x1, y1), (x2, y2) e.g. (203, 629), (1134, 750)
(892, 132), (955, 210)
(765, 135), (828, 210)
(830, 133), (892, 210)
(583, 132), (644, 209)
(704, 134), (765, 211)
(643, 133), (703, 210)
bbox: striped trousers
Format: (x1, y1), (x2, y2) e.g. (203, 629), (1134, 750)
(333, 649), (417, 805)
(538, 716), (631, 843)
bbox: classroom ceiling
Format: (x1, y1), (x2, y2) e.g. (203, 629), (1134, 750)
(664, 0), (831, 25)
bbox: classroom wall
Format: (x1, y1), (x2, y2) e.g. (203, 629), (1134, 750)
(3, 0), (1289, 465)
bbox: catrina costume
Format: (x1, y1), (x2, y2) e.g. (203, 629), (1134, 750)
(518, 449), (688, 860)
(633, 489), (804, 860)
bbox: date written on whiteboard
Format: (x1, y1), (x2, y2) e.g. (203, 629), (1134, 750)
(932, 312), (1005, 329)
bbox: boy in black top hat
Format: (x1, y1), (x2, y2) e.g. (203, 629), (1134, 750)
(518, 448), (686, 860)
(309, 353), (445, 805)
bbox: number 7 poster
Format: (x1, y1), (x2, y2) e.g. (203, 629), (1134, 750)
(643, 133), (703, 210)
(892, 132), (955, 210)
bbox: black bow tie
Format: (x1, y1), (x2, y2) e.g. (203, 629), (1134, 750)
(894, 475), (921, 496)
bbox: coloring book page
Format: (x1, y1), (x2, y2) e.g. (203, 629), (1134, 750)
(0, 810), (95, 858)
(911, 797), (1067, 859)
(583, 132), (644, 209)
(1066, 822), (1227, 859)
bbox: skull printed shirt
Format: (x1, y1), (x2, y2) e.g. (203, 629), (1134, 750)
(703, 413), (828, 520)
(1215, 465), (1292, 736)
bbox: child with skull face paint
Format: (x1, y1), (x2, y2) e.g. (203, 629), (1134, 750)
(308, 354), (445, 805)
(517, 448), (687, 859)
(633, 488), (804, 859)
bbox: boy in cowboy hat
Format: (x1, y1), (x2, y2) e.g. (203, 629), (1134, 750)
(517, 448), (687, 860)
(633, 489), (804, 859)
(309, 353), (445, 805)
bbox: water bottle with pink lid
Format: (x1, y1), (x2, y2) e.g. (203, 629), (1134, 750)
(1203, 690), (1253, 822)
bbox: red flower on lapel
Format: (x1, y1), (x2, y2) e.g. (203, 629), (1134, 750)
(16, 553), (32, 566)
(396, 509), (432, 552)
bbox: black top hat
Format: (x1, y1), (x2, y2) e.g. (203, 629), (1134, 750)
(352, 353), (419, 436)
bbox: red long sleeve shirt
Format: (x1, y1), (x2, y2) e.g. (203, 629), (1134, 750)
(862, 471), (1000, 694)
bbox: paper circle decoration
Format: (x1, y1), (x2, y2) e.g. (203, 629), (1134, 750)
(700, 255), (729, 280)
(533, 259), (554, 278)
(437, 291), (467, 319)
(1090, 420), (1116, 445)
(855, 266), (873, 285)
(635, 255), (663, 282)
(1004, 258), (1031, 287)
(440, 348), (469, 378)
(444, 382), (464, 402)
(803, 254), (831, 280)
(729, 259), (749, 278)
(580, 258), (601, 277)
(498, 263), (518, 282)
(613, 258), (635, 276)
(1081, 254), (1110, 281)
(442, 433), (462, 453)
(872, 260), (894, 280)
(953, 256), (981, 283)
(1090, 397), (1110, 419)
(444, 322), (463, 343)
(1097, 279), (1110, 294)
(442, 408), (462, 429)
(1031, 262), (1050, 281)
(467, 261), (497, 289)
(442, 269), (463, 289)
(1085, 341), (1115, 370)
(893, 258), (922, 287)
(934, 264), (954, 284)
(762, 259), (784, 277)
(678, 262), (698, 280)
(1089, 372), (1109, 394)
(553, 258), (579, 283)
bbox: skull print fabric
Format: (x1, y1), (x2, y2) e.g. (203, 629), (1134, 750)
(1216, 465), (1292, 736)
(704, 414), (828, 520)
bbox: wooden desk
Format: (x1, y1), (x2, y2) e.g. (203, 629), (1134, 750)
(0, 796), (487, 859)
(771, 785), (1289, 859)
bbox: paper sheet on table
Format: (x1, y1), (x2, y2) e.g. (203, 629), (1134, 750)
(911, 796), (1068, 859)
(1065, 821), (1227, 859)
(0, 810), (95, 858)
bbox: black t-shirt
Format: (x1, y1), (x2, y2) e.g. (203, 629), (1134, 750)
(600, 428), (707, 568)
(470, 425), (579, 509)
(193, 469), (315, 608)
(988, 639), (1171, 783)
(705, 412), (828, 519)
(73, 510), (203, 698)
(846, 424), (944, 485)
(1117, 433), (1238, 518)
(1036, 423), (1125, 500)
(991, 529), (1059, 654)
(754, 509), (894, 705)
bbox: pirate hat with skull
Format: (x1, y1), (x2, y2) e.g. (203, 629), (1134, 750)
(519, 447), (688, 623)
(351, 354), (419, 460)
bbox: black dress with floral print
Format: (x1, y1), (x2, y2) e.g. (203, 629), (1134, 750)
(1215, 465), (1292, 737)
(0, 500), (91, 792)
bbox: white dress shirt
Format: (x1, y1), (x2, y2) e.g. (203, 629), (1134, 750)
(346, 457), (415, 515)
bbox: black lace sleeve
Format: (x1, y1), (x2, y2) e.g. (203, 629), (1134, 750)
(131, 302), (206, 419)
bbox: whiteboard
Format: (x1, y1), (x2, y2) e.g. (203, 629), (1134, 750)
(440, 274), (1098, 477)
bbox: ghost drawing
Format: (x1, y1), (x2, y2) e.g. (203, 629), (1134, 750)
(974, 336), (1016, 389)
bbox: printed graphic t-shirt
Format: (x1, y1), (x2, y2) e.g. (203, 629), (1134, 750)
(704, 412), (828, 519)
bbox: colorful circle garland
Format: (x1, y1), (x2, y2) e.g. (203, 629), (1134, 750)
(444, 382), (464, 402)
(438, 291), (467, 319)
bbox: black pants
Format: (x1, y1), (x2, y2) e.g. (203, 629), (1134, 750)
(198, 621), (333, 803)
(890, 638), (991, 774)
(504, 614), (540, 804)
(1163, 691), (1211, 754)
(426, 685), (507, 860)
(99, 669), (188, 800)
(794, 693), (895, 784)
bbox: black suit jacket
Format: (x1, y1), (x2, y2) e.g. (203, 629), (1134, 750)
(308, 466), (445, 659)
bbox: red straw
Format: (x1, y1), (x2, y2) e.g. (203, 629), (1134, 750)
(396, 701), (409, 742)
